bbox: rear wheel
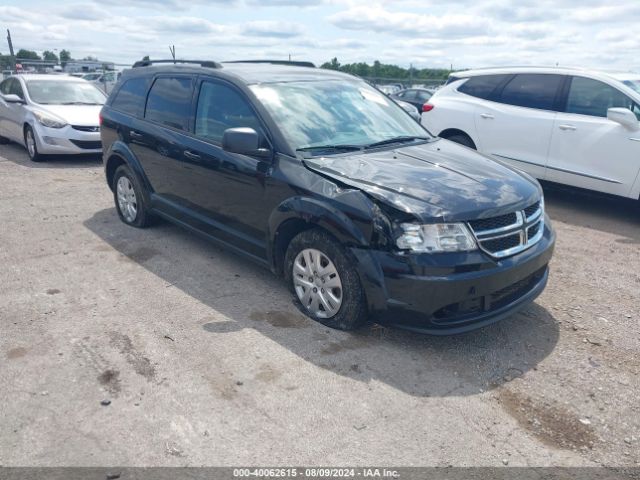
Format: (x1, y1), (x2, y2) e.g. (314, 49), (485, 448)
(113, 164), (152, 228)
(284, 229), (367, 330)
(24, 126), (44, 162)
(444, 133), (476, 149)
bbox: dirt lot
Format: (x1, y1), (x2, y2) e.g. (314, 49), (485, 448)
(0, 143), (638, 467)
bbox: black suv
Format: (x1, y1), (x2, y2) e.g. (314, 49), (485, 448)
(100, 59), (555, 334)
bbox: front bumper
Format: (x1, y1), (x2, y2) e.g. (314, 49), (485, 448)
(353, 219), (555, 335)
(32, 123), (102, 155)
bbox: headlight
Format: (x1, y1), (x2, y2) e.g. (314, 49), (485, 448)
(396, 223), (477, 253)
(33, 110), (67, 129)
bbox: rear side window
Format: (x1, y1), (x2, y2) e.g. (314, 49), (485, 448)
(194, 81), (262, 144)
(497, 74), (563, 111)
(566, 76), (637, 118)
(111, 77), (148, 116)
(458, 75), (509, 100)
(145, 76), (193, 130)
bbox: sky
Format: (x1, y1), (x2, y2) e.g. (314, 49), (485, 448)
(0, 0), (639, 71)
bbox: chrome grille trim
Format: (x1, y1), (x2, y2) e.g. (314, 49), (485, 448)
(467, 199), (544, 259)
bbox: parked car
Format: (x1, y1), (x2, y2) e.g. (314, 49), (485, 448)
(395, 99), (421, 122)
(100, 59), (554, 334)
(377, 84), (401, 95)
(83, 71), (120, 94)
(422, 67), (640, 200)
(391, 88), (434, 113)
(0, 75), (105, 161)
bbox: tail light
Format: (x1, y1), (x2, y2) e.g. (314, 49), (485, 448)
(98, 114), (103, 126)
(422, 103), (434, 112)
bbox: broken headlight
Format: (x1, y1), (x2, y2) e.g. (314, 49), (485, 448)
(396, 223), (477, 253)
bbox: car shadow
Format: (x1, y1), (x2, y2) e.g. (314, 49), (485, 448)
(84, 208), (559, 398)
(0, 142), (102, 168)
(542, 181), (640, 243)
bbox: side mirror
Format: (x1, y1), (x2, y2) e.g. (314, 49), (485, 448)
(607, 107), (639, 130)
(3, 94), (24, 104)
(222, 127), (271, 158)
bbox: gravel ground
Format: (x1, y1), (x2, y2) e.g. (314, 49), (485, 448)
(0, 142), (638, 467)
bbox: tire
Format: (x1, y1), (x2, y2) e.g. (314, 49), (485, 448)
(112, 164), (152, 228)
(284, 229), (367, 330)
(0, 134), (9, 144)
(24, 125), (44, 162)
(445, 133), (476, 149)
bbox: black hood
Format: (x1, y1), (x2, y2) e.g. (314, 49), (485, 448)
(303, 139), (542, 223)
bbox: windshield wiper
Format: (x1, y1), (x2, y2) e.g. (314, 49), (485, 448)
(296, 144), (363, 154)
(364, 135), (431, 149)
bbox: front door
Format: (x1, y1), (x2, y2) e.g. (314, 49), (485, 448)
(172, 78), (275, 260)
(547, 75), (640, 196)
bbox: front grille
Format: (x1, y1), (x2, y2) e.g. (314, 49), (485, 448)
(527, 222), (540, 239)
(433, 266), (547, 324)
(70, 140), (102, 150)
(467, 199), (544, 258)
(482, 233), (521, 253)
(468, 212), (517, 232)
(71, 125), (99, 132)
(524, 201), (540, 219)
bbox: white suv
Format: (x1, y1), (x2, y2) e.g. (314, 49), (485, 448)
(421, 67), (640, 199)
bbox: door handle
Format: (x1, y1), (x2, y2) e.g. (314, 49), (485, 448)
(559, 124), (577, 131)
(183, 150), (201, 160)
(129, 130), (143, 139)
(480, 113), (494, 119)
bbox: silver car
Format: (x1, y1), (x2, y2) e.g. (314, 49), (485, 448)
(0, 74), (106, 162)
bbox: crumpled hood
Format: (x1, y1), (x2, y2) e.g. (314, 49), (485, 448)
(303, 139), (541, 222)
(32, 104), (102, 126)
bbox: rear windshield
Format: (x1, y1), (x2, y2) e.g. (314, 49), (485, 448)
(26, 80), (106, 105)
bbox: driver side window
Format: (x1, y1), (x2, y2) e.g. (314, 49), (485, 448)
(195, 81), (263, 145)
(566, 76), (638, 118)
(0, 78), (11, 95)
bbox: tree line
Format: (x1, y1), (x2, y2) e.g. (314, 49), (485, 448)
(0, 49), (101, 70)
(320, 57), (452, 81)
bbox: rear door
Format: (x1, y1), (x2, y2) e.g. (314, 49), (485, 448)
(473, 73), (565, 179)
(130, 75), (196, 205)
(546, 75), (640, 196)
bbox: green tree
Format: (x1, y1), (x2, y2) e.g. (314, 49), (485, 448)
(82, 55), (98, 61)
(42, 50), (59, 62)
(320, 57), (341, 70)
(16, 49), (40, 60)
(59, 49), (71, 67)
(142, 55), (150, 61)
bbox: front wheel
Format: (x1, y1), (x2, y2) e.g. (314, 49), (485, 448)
(24, 126), (44, 162)
(284, 229), (367, 330)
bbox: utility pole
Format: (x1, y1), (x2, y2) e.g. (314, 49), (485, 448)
(6, 29), (14, 57)
(169, 45), (176, 63)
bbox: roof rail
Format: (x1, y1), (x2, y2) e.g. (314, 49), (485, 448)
(225, 60), (316, 68)
(132, 59), (222, 69)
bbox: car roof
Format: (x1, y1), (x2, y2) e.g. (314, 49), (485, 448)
(121, 62), (357, 85)
(15, 74), (89, 83)
(451, 66), (638, 82)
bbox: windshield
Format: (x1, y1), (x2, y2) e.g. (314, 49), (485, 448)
(622, 79), (640, 94)
(249, 80), (430, 152)
(82, 73), (101, 81)
(26, 80), (106, 105)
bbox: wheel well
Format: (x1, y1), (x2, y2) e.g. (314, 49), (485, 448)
(272, 218), (314, 276)
(439, 128), (475, 146)
(105, 155), (126, 191)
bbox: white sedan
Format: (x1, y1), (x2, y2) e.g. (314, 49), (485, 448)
(0, 74), (105, 162)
